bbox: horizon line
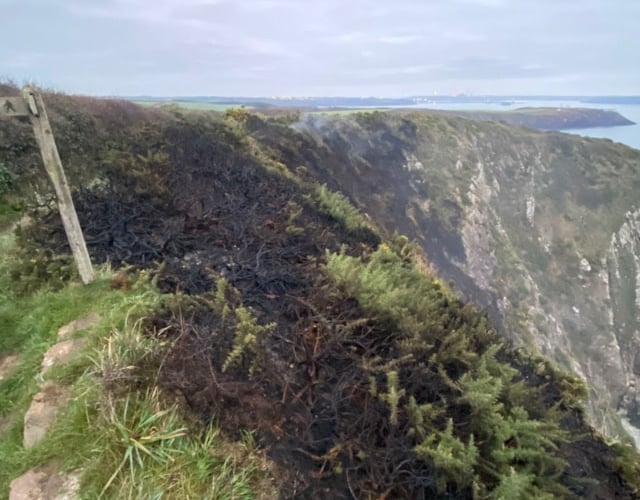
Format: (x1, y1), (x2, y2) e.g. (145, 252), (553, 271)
(108, 94), (640, 100)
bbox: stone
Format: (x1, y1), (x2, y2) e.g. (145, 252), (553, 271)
(9, 469), (48, 500)
(9, 464), (80, 500)
(579, 258), (592, 273)
(525, 196), (536, 226)
(56, 313), (100, 340)
(23, 381), (71, 449)
(41, 339), (85, 375)
(0, 353), (19, 382)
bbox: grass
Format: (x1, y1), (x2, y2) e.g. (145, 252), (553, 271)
(0, 262), (162, 493)
(84, 387), (272, 499)
(0, 228), (277, 498)
(0, 203), (20, 231)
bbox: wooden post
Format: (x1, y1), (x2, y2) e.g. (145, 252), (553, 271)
(18, 87), (95, 284)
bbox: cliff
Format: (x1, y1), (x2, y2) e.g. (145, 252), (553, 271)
(1, 88), (640, 497)
(254, 111), (640, 441)
(609, 209), (640, 439)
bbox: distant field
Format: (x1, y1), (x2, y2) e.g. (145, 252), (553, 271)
(133, 100), (248, 112)
(133, 100), (388, 116)
(313, 108), (389, 115)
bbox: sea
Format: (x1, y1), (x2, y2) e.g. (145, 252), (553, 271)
(410, 99), (640, 151)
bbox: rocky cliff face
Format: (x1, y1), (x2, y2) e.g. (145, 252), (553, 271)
(264, 111), (640, 442)
(608, 209), (640, 443)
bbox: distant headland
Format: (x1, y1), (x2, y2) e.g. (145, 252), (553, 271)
(420, 107), (636, 130)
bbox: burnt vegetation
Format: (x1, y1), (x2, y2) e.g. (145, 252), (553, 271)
(1, 86), (639, 498)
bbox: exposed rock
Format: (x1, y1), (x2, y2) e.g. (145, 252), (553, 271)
(56, 313), (100, 340)
(40, 339), (85, 375)
(0, 353), (19, 382)
(607, 208), (640, 435)
(634, 352), (640, 376)
(23, 381), (71, 449)
(525, 196), (535, 226)
(9, 464), (80, 500)
(580, 257), (592, 273)
(10, 469), (48, 500)
(459, 162), (497, 291)
(402, 154), (424, 173)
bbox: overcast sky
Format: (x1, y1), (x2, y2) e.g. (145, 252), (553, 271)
(1, 0), (639, 96)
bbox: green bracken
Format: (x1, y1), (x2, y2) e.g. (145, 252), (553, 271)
(325, 242), (575, 497)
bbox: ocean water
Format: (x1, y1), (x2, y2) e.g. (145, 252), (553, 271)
(565, 104), (640, 150)
(410, 100), (640, 151)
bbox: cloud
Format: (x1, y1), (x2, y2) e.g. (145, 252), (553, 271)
(237, 0), (300, 9)
(377, 35), (424, 45)
(325, 32), (367, 44)
(67, 0), (225, 23)
(443, 30), (487, 42)
(437, 57), (556, 80)
(1, 0), (638, 95)
(454, 0), (505, 6)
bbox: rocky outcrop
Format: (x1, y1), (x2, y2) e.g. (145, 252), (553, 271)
(9, 464), (80, 500)
(7, 314), (98, 497)
(608, 208), (640, 440)
(23, 381), (71, 449)
(459, 162), (498, 291)
(56, 313), (100, 340)
(40, 339), (85, 376)
(23, 314), (98, 448)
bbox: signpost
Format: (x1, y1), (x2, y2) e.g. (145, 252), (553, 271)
(0, 87), (95, 284)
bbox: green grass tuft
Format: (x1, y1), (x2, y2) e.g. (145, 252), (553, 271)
(0, 230), (276, 498)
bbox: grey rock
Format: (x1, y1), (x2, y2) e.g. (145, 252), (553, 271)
(23, 381), (71, 449)
(40, 339), (85, 376)
(56, 313), (100, 340)
(9, 464), (80, 500)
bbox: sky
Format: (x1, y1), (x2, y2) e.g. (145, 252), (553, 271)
(1, 0), (639, 97)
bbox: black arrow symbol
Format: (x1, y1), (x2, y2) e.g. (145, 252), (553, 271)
(3, 99), (16, 113)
